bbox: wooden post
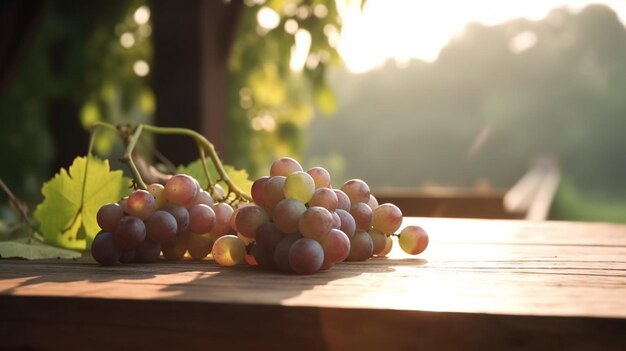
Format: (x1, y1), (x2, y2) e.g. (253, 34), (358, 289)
(151, 0), (243, 165)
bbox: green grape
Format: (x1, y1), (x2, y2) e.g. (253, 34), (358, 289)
(398, 225), (429, 255)
(284, 171), (315, 204)
(212, 235), (246, 266)
(147, 183), (167, 208)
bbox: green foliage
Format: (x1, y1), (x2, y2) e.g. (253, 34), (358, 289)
(0, 0), (151, 201)
(177, 159), (253, 195)
(0, 238), (81, 260)
(228, 0), (343, 177)
(34, 156), (132, 250)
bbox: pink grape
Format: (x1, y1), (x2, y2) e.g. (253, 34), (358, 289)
(251, 176), (270, 208)
(264, 176), (286, 209)
(335, 209), (356, 238)
(288, 238), (324, 275)
(270, 157), (303, 177)
(399, 225), (429, 255)
(334, 189), (351, 211)
(134, 238), (161, 263)
(368, 229), (387, 255)
(96, 203), (124, 232)
(350, 202), (373, 232)
(372, 203), (403, 235)
(320, 228), (350, 270)
(308, 187), (338, 211)
(145, 210), (178, 244)
(193, 189), (214, 207)
(188, 204), (216, 234)
(376, 235), (393, 257)
(299, 206), (333, 241)
(235, 205), (269, 239)
(161, 204), (190, 235)
(272, 198), (307, 234)
(188, 233), (214, 259)
(147, 183), (167, 208)
(113, 216), (146, 249)
(126, 189), (156, 220)
(91, 232), (121, 265)
(346, 231), (373, 261)
(340, 179), (370, 204)
(273, 235), (300, 273)
(211, 202), (234, 237)
(164, 174), (199, 207)
(307, 167), (331, 189)
(367, 194), (379, 211)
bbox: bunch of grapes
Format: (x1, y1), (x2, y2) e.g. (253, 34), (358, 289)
(91, 157), (429, 274)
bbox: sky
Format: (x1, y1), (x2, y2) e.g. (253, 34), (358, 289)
(337, 0), (626, 73)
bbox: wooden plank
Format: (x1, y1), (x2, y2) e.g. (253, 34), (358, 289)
(1, 218), (626, 349)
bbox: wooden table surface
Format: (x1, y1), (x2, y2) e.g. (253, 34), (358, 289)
(1, 217), (625, 350)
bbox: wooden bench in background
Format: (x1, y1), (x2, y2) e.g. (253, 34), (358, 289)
(374, 157), (561, 220)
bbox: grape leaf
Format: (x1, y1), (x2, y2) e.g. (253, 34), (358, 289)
(0, 238), (81, 259)
(177, 159), (253, 194)
(34, 156), (131, 250)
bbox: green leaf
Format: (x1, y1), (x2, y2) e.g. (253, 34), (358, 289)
(177, 159), (253, 195)
(34, 156), (132, 250)
(0, 238), (82, 260)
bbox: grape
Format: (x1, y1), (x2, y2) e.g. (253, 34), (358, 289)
(331, 211), (341, 229)
(334, 189), (351, 211)
(230, 204), (248, 233)
(255, 222), (285, 252)
(113, 216), (146, 249)
(193, 189), (214, 207)
(273, 235), (300, 273)
(161, 232), (189, 260)
(146, 210), (178, 244)
(119, 249), (137, 264)
(126, 190), (156, 220)
(251, 176), (270, 207)
(212, 235), (246, 266)
(210, 202), (234, 237)
(96, 203), (124, 232)
(237, 233), (255, 245)
(372, 203), (403, 235)
(135, 238), (161, 263)
(288, 238), (324, 275)
(264, 176), (286, 209)
(164, 174), (199, 207)
(398, 226), (429, 255)
(299, 206), (333, 241)
(147, 183), (167, 208)
(91, 232), (122, 265)
(367, 194), (379, 211)
(335, 209), (356, 238)
(320, 228), (350, 270)
(250, 242), (275, 269)
(368, 229), (387, 255)
(188, 204), (216, 234)
(272, 198), (306, 234)
(350, 202), (373, 232)
(161, 204), (190, 235)
(270, 157), (303, 177)
(235, 204), (270, 239)
(308, 187), (338, 211)
(307, 167), (331, 189)
(118, 197), (129, 214)
(340, 179), (370, 204)
(212, 183), (226, 201)
(346, 231), (373, 261)
(188, 233), (214, 259)
(376, 235), (393, 257)
(284, 171), (316, 204)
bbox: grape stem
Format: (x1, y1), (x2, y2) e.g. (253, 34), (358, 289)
(90, 122), (252, 202)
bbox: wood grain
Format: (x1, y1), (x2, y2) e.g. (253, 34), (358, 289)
(1, 218), (625, 350)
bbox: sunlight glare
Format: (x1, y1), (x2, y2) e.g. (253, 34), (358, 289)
(337, 0), (626, 73)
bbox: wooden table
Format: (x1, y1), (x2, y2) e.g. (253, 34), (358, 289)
(1, 218), (625, 350)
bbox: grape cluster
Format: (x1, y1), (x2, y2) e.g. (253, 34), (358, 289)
(91, 157), (429, 274)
